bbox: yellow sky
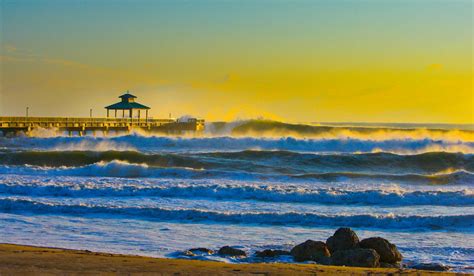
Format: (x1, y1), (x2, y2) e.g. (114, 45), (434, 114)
(0, 0), (472, 123)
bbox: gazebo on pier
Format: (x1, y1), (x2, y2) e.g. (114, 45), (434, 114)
(105, 91), (150, 120)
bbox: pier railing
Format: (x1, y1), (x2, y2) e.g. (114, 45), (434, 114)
(0, 116), (205, 134)
(0, 116), (175, 128)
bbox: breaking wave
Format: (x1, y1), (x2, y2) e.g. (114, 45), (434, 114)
(0, 160), (473, 185)
(0, 198), (472, 230)
(219, 120), (474, 142)
(1, 135), (473, 154)
(0, 182), (472, 206)
(1, 150), (473, 175)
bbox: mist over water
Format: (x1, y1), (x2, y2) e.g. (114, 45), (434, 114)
(0, 120), (473, 271)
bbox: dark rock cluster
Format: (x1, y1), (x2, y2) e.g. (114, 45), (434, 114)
(179, 227), (448, 271)
(289, 228), (402, 268)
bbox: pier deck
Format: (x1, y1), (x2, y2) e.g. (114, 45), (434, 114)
(0, 116), (205, 136)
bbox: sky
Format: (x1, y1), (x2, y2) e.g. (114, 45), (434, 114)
(0, 0), (472, 123)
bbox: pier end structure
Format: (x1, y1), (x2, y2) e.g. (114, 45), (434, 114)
(0, 91), (205, 136)
(105, 91), (151, 121)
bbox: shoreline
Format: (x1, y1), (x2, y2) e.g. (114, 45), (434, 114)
(0, 243), (461, 275)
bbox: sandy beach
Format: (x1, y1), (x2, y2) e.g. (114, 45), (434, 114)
(0, 243), (462, 275)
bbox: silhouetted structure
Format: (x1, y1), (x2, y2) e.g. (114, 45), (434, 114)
(105, 91), (150, 120)
(0, 91), (204, 136)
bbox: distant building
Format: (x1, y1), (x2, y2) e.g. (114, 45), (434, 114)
(105, 91), (150, 119)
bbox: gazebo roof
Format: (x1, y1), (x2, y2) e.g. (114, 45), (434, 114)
(119, 93), (137, 99)
(105, 102), (150, 110)
(105, 91), (150, 110)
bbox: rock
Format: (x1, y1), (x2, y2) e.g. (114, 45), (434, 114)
(359, 237), (402, 263)
(290, 240), (331, 262)
(380, 262), (401, 268)
(411, 263), (451, 271)
(326, 227), (359, 253)
(188, 248), (214, 255)
(331, 248), (380, 268)
(255, 249), (290, 258)
(218, 246), (247, 257)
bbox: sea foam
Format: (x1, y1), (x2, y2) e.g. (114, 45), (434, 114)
(0, 180), (472, 206)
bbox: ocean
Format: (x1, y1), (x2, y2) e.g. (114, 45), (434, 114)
(0, 121), (473, 272)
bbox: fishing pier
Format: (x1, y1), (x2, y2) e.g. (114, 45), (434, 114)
(0, 92), (205, 136)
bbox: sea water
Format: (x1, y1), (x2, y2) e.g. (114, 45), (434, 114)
(0, 123), (473, 272)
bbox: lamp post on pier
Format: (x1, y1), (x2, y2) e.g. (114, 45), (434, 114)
(25, 106), (30, 134)
(25, 107), (29, 124)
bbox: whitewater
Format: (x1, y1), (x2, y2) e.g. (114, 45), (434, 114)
(0, 121), (473, 272)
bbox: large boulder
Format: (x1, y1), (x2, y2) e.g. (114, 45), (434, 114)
(218, 246), (247, 257)
(255, 249), (290, 258)
(326, 228), (359, 253)
(290, 240), (331, 262)
(331, 248), (380, 268)
(359, 237), (402, 263)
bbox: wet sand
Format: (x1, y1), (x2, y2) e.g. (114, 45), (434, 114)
(0, 243), (459, 275)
